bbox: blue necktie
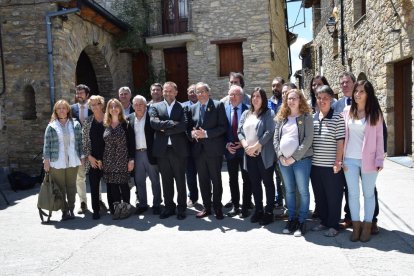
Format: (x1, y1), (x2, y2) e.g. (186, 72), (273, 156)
(346, 98), (351, 106)
(200, 104), (206, 124)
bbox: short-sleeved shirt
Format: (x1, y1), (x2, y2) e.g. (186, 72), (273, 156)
(312, 109), (345, 167)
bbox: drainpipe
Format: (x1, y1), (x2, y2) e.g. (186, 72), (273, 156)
(340, 0), (345, 66)
(45, 1), (80, 110)
(0, 19), (6, 96)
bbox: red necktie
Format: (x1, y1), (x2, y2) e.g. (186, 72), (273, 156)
(232, 107), (238, 141)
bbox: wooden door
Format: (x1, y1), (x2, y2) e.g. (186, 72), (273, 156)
(394, 58), (413, 155)
(164, 47), (188, 102)
(132, 52), (150, 97)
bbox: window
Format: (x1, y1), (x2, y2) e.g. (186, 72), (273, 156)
(353, 0), (366, 23)
(163, 0), (188, 34)
(217, 42), (244, 77)
(22, 85), (36, 120)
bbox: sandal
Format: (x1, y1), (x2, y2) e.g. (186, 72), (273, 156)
(324, 228), (339, 237)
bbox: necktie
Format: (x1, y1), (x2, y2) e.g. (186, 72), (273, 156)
(200, 104), (206, 124)
(232, 107), (238, 141)
(79, 105), (85, 123)
(346, 98), (351, 106)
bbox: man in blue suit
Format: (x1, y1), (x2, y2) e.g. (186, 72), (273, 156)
(224, 85), (252, 218)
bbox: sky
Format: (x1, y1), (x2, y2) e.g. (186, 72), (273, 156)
(286, 1), (313, 82)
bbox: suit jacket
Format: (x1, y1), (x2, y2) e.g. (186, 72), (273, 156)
(224, 103), (249, 160)
(71, 103), (92, 125)
(332, 97), (347, 113)
(127, 112), (157, 165)
(149, 101), (189, 158)
(187, 98), (228, 157)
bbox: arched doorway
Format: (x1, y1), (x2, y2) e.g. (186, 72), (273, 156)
(75, 45), (113, 100)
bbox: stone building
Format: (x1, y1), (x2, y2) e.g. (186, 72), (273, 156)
(302, 0), (414, 158)
(143, 0), (290, 101)
(0, 0), (131, 177)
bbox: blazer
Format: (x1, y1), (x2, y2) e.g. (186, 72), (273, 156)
(274, 112), (314, 161)
(342, 106), (384, 172)
(225, 103), (249, 160)
(127, 112), (157, 165)
(186, 98), (228, 157)
(238, 109), (276, 170)
(149, 101), (189, 158)
(71, 103), (92, 125)
(332, 97), (347, 113)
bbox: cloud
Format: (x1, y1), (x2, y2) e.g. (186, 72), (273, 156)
(290, 37), (311, 82)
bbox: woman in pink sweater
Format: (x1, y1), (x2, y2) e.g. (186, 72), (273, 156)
(343, 80), (384, 243)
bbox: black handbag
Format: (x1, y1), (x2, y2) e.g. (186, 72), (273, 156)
(37, 173), (64, 223)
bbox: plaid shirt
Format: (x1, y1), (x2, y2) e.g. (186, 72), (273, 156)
(43, 119), (83, 162)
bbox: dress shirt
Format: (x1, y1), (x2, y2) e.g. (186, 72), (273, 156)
(134, 114), (147, 150)
(77, 103), (89, 122)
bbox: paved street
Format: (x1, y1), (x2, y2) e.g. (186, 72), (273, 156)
(0, 159), (413, 275)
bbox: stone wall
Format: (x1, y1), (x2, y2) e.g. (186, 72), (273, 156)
(0, 1), (130, 175)
(309, 0), (414, 156)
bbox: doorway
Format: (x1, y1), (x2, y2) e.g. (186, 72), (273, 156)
(394, 58), (413, 155)
(164, 47), (188, 102)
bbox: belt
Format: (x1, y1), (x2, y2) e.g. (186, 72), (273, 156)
(136, 148), (146, 152)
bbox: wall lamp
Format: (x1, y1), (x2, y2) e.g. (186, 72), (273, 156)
(326, 17), (337, 36)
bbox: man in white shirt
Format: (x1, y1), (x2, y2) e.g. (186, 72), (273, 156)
(127, 95), (162, 215)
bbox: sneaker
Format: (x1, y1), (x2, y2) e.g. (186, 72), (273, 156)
(294, 222), (306, 237)
(282, 219), (298, 234)
(77, 202), (88, 214)
(250, 212), (263, 223)
(99, 201), (108, 213)
(312, 224), (328, 231)
(259, 212), (274, 226)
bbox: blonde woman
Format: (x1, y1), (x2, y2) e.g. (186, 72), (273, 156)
(274, 89), (313, 237)
(43, 99), (83, 221)
(102, 99), (135, 216)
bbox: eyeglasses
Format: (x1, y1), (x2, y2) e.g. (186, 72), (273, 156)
(195, 90), (208, 95)
(90, 103), (102, 107)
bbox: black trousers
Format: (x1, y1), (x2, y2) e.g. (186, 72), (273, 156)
(274, 162), (284, 204)
(195, 151), (223, 210)
(227, 156), (252, 208)
(186, 155), (198, 202)
(246, 155), (275, 214)
(311, 166), (344, 229)
(88, 168), (102, 214)
(158, 147), (187, 212)
(107, 182), (130, 214)
(344, 181), (379, 222)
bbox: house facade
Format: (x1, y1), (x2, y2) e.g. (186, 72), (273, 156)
(302, 0), (414, 157)
(0, 0), (131, 177)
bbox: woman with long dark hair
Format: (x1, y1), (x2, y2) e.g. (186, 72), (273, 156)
(309, 75), (330, 113)
(238, 87), (276, 225)
(343, 80), (384, 242)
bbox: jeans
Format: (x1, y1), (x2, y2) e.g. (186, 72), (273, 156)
(278, 157), (311, 223)
(343, 158), (378, 222)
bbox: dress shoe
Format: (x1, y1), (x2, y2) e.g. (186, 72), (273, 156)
(92, 212), (101, 220)
(159, 209), (175, 219)
(259, 212), (274, 226)
(152, 206), (161, 215)
(250, 211), (263, 223)
(243, 202), (254, 210)
(61, 211), (70, 221)
(214, 208), (224, 220)
(77, 202), (88, 214)
(311, 210), (319, 219)
(99, 201), (108, 213)
(196, 209), (211, 218)
(68, 208), (75, 219)
(339, 218), (353, 229)
(227, 207), (241, 217)
(135, 206), (149, 215)
(371, 221), (379, 235)
(187, 199), (197, 208)
(240, 208), (250, 218)
(224, 200), (233, 208)
(177, 211), (186, 220)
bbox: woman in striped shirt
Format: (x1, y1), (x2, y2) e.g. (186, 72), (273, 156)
(310, 85), (346, 237)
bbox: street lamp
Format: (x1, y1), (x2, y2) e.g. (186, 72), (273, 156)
(326, 16), (337, 36)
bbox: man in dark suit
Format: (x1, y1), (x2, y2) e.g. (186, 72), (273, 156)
(187, 82), (228, 220)
(71, 84), (93, 214)
(150, 81), (189, 220)
(128, 95), (162, 215)
(224, 85), (252, 218)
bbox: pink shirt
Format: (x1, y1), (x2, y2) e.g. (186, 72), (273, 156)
(343, 106), (384, 173)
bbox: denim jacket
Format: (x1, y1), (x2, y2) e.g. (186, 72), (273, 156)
(274, 112), (313, 161)
(43, 119), (83, 162)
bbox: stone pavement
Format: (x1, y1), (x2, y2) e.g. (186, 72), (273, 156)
(0, 159), (413, 275)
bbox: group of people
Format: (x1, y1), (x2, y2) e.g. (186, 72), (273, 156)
(42, 71), (385, 243)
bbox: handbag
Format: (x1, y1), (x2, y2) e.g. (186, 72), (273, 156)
(37, 173), (65, 223)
